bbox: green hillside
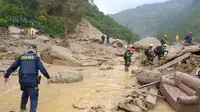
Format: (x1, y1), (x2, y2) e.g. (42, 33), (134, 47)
(110, 0), (193, 38)
(0, 0), (137, 43)
(157, 0), (200, 42)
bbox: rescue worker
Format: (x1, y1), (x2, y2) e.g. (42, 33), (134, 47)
(161, 35), (168, 45)
(154, 44), (168, 66)
(145, 44), (154, 65)
(106, 36), (110, 45)
(176, 34), (180, 42)
(185, 32), (193, 46)
(3, 45), (51, 112)
(101, 35), (105, 44)
(123, 47), (134, 71)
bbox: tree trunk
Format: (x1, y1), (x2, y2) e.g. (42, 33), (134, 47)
(64, 18), (68, 38)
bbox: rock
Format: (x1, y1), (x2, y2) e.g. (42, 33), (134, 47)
(118, 102), (142, 112)
(11, 34), (21, 39)
(134, 37), (161, 49)
(136, 70), (163, 84)
(131, 69), (143, 75)
(20, 40), (36, 46)
(41, 45), (81, 66)
(111, 39), (127, 48)
(73, 19), (104, 42)
(100, 67), (114, 70)
(0, 45), (7, 52)
(8, 26), (22, 34)
(134, 96), (147, 111)
(36, 35), (50, 42)
(81, 60), (103, 67)
(51, 72), (83, 83)
(165, 43), (184, 61)
(73, 103), (88, 110)
(89, 104), (107, 112)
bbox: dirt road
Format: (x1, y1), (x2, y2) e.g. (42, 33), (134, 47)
(0, 65), (174, 112)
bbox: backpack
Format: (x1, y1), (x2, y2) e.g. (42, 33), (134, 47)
(155, 46), (163, 55)
(145, 47), (151, 56)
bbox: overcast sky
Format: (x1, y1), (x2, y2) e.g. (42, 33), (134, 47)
(94, 0), (170, 14)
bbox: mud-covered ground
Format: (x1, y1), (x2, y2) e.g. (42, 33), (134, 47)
(0, 65), (174, 112)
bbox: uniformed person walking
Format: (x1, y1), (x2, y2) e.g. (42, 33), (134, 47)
(3, 45), (51, 112)
(123, 47), (134, 71)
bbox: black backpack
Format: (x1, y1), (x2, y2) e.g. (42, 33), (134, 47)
(145, 48), (149, 56)
(155, 46), (163, 55)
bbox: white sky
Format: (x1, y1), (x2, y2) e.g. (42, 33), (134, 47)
(94, 0), (170, 14)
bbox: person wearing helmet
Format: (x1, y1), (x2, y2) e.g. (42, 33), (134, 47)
(154, 44), (168, 66)
(123, 47), (134, 71)
(145, 44), (154, 65)
(176, 34), (180, 42)
(161, 35), (168, 45)
(185, 32), (193, 46)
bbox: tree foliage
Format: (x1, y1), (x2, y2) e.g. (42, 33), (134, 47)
(84, 2), (137, 43)
(0, 0), (138, 43)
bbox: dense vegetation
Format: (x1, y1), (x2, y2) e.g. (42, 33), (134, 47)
(84, 3), (138, 42)
(156, 0), (200, 42)
(0, 0), (137, 43)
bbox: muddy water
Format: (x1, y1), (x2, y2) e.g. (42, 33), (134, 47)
(0, 65), (174, 112)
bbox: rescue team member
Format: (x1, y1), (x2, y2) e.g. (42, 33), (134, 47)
(123, 47), (134, 71)
(161, 35), (168, 45)
(145, 44), (154, 65)
(185, 32), (193, 46)
(3, 45), (51, 112)
(154, 44), (168, 66)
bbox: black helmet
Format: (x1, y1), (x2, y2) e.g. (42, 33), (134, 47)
(29, 44), (38, 50)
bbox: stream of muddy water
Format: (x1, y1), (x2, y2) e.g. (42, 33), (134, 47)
(0, 65), (174, 112)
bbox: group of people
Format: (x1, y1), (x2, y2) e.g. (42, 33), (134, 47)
(145, 42), (168, 66)
(101, 35), (110, 45)
(145, 31), (194, 66)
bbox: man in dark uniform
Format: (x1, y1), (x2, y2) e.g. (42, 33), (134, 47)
(3, 45), (51, 112)
(101, 35), (105, 44)
(154, 44), (168, 66)
(123, 47), (134, 71)
(161, 35), (168, 45)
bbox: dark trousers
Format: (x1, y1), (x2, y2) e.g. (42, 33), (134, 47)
(21, 88), (39, 112)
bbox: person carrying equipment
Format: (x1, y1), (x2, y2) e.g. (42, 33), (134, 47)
(123, 47), (134, 71)
(154, 44), (168, 66)
(161, 35), (168, 45)
(145, 44), (154, 65)
(3, 45), (51, 112)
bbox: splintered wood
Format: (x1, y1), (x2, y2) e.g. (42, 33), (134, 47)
(154, 53), (191, 71)
(145, 86), (158, 110)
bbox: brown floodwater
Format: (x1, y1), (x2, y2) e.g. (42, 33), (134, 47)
(0, 65), (175, 112)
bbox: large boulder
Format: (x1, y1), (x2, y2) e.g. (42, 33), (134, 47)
(165, 42), (184, 61)
(41, 45), (81, 66)
(111, 39), (127, 48)
(136, 70), (163, 84)
(35, 35), (50, 42)
(73, 19), (104, 42)
(51, 72), (83, 83)
(8, 26), (22, 34)
(134, 37), (160, 49)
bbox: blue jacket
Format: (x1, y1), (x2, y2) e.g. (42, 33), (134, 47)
(4, 51), (50, 79)
(185, 34), (192, 43)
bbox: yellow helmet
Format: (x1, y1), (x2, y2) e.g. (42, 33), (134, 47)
(149, 44), (153, 47)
